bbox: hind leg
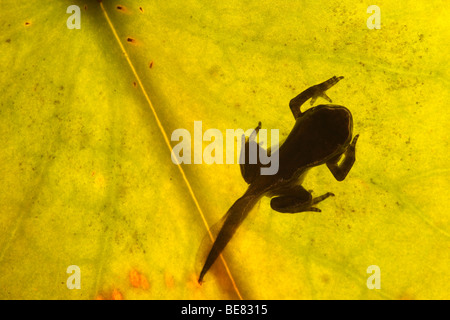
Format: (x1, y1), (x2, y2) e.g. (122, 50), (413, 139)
(270, 185), (334, 213)
(239, 121), (267, 184)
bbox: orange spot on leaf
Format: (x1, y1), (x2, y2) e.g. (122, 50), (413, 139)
(189, 273), (202, 289)
(129, 269), (150, 290)
(165, 273), (175, 289)
(140, 274), (150, 290)
(129, 270), (141, 288)
(111, 288), (123, 300)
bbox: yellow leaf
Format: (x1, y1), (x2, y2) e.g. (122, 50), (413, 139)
(0, 0), (448, 300)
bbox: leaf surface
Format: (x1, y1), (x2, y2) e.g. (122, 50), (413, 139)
(0, 0), (448, 299)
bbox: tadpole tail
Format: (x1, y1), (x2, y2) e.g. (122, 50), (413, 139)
(198, 190), (262, 283)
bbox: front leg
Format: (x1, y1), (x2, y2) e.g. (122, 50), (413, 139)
(326, 134), (359, 181)
(270, 185), (334, 213)
(289, 76), (344, 119)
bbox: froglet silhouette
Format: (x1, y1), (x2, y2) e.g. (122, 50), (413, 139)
(198, 76), (359, 283)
